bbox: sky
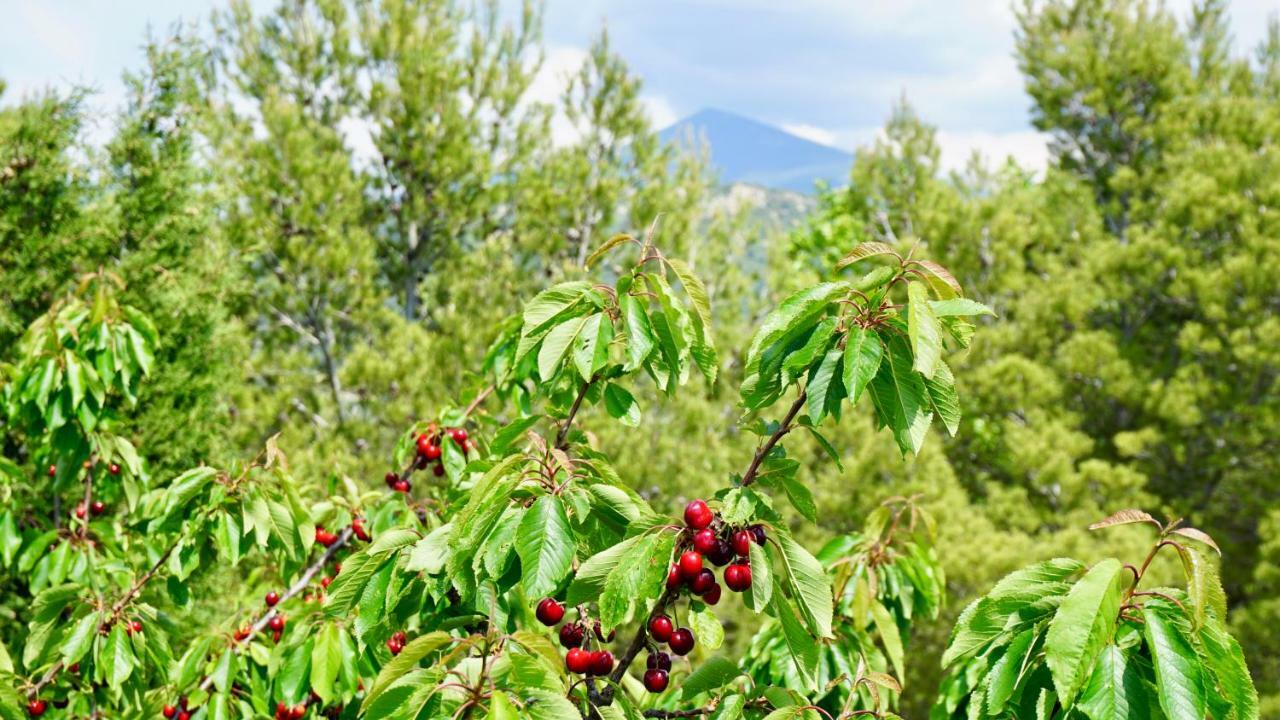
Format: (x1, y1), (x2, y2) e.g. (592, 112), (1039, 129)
(2, 0), (1277, 172)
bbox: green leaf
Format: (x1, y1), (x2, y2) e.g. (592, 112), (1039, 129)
(361, 632), (453, 713)
(837, 242), (899, 268)
(539, 315), (591, 380)
(487, 690), (520, 720)
(773, 585), (820, 690)
(868, 335), (933, 456)
(782, 317), (837, 382)
(871, 599), (905, 683)
(1143, 606), (1207, 720)
(923, 360), (961, 436)
(61, 612), (98, 666)
(930, 298), (995, 317)
(776, 532), (833, 639)
(311, 623), (342, 703)
(524, 689), (583, 720)
(689, 605), (724, 651)
(102, 623), (135, 690)
(603, 383), (641, 427)
(1045, 558), (1126, 704)
(516, 495), (575, 600)
(585, 233), (633, 268)
(907, 281), (943, 378)
(1077, 645), (1146, 720)
(566, 536), (639, 606)
(805, 347), (844, 424)
(599, 530), (676, 632)
(667, 258), (714, 337)
(1174, 542), (1226, 630)
(1197, 614), (1258, 719)
(743, 541), (773, 612)
(489, 416), (542, 456)
(986, 628), (1038, 714)
(210, 647), (235, 693)
(572, 313), (609, 381)
(745, 282), (849, 373)
(620, 294), (655, 372)
(841, 326), (883, 406)
(680, 656), (742, 699)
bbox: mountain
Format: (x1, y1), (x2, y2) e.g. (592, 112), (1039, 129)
(658, 108), (852, 194)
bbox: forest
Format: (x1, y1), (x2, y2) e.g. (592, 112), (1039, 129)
(1, 0), (1277, 718)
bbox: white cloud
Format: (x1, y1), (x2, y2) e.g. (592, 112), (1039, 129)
(935, 129), (1050, 173)
(642, 94), (678, 130)
(781, 123), (837, 147)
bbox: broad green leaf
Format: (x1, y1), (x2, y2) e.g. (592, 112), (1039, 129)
(930, 298), (995, 317)
(1045, 558), (1126, 704)
(361, 632), (452, 713)
(599, 530), (676, 632)
(1078, 645), (1146, 720)
(805, 347), (844, 424)
(406, 523), (451, 575)
(841, 326), (882, 406)
(603, 383), (641, 427)
(773, 581), (820, 689)
(782, 317), (837, 381)
(310, 623), (342, 703)
(986, 628), (1037, 714)
(566, 535), (639, 606)
(516, 495), (575, 600)
(572, 313), (609, 381)
(745, 282), (849, 373)
(871, 599), (905, 682)
(837, 242), (899, 268)
(667, 258), (714, 337)
(487, 690), (520, 720)
(1173, 542), (1226, 630)
(868, 335), (933, 456)
(1197, 614), (1258, 719)
(61, 612), (98, 666)
(620, 294), (655, 372)
(102, 624), (135, 689)
(210, 647), (235, 693)
(523, 689), (583, 720)
(776, 532), (833, 639)
(538, 315), (591, 380)
(743, 541), (773, 612)
(1143, 606), (1207, 720)
(489, 416), (542, 455)
(907, 281), (943, 378)
(923, 360), (961, 436)
(680, 656), (742, 699)
(689, 605), (724, 651)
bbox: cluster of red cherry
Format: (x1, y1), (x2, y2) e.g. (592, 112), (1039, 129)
(384, 426), (473, 493)
(160, 697), (192, 720)
(535, 599), (620, 679)
(385, 630), (409, 655)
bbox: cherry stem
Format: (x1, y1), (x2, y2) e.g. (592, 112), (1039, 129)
(740, 390), (808, 487)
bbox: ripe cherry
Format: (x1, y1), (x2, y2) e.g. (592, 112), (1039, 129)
(384, 472), (398, 488)
(265, 591), (281, 607)
(559, 623), (585, 648)
(90, 500), (106, 515)
(679, 550), (703, 579)
(164, 705), (178, 718)
(666, 564), (682, 591)
(750, 524), (767, 546)
(268, 615), (285, 632)
(130, 620), (144, 633)
(535, 598), (565, 626)
(683, 500), (713, 530)
(47, 465), (56, 477)
(234, 626), (251, 642)
(690, 568), (716, 595)
(643, 668), (670, 693)
(725, 563), (753, 592)
(432, 464), (445, 477)
(703, 582), (723, 605)
(590, 650), (614, 677)
(272, 630), (282, 642)
(109, 463), (121, 475)
(449, 427), (468, 444)
(415, 434), (435, 456)
(27, 699), (47, 717)
(708, 539), (734, 567)
(290, 704), (306, 719)
(74, 504), (87, 520)
(647, 651), (672, 671)
(669, 627), (695, 656)
(565, 647), (592, 674)
(393, 631), (407, 644)
(733, 530), (753, 557)
(320, 576), (332, 588)
(315, 528), (337, 547)
(177, 713), (190, 720)
(386, 637), (402, 655)
(692, 528), (717, 554)
(351, 517), (371, 542)
(393, 479), (411, 493)
(422, 442), (442, 461)
(648, 614), (674, 643)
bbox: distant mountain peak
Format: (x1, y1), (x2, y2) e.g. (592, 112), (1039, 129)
(658, 108), (851, 193)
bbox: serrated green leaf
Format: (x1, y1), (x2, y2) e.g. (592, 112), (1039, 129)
(930, 298), (995, 317)
(871, 599), (905, 683)
(620, 294), (655, 372)
(745, 282), (849, 375)
(603, 383), (641, 427)
(744, 541), (773, 612)
(923, 360), (961, 436)
(361, 632), (452, 713)
(680, 656), (742, 699)
(1045, 558), (1126, 704)
(805, 347), (844, 424)
(102, 624), (135, 689)
(776, 532), (833, 639)
(868, 335), (933, 456)
(539, 315), (591, 381)
(1078, 645), (1146, 720)
(841, 326), (882, 406)
(516, 495), (575, 600)
(907, 281), (943, 378)
(566, 535), (639, 606)
(1143, 606), (1207, 720)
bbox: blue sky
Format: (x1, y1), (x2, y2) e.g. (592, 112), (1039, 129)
(3, 0), (1276, 170)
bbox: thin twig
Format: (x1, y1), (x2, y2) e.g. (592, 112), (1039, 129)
(555, 378), (596, 449)
(741, 391), (808, 487)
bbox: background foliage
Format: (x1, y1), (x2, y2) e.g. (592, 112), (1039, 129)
(0, 0), (1276, 716)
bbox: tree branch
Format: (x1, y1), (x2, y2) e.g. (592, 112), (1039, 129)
(555, 377), (596, 449)
(740, 390), (807, 487)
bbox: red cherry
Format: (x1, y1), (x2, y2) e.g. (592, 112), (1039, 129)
(643, 668), (670, 693)
(590, 650), (615, 677)
(352, 517), (371, 542)
(536, 598), (565, 626)
(393, 479), (411, 493)
(272, 629), (282, 642)
(233, 626), (250, 641)
(750, 524), (767, 545)
(28, 699), (47, 717)
(450, 427), (468, 444)
(74, 504), (87, 520)
(565, 647), (592, 674)
(432, 464), (445, 477)
(89, 501), (106, 515)
(109, 463), (121, 475)
(265, 591), (281, 607)
(725, 563), (753, 592)
(592, 620), (616, 643)
(733, 530), (753, 557)
(68, 663), (79, 673)
(708, 539), (734, 567)
(130, 620), (143, 633)
(320, 576), (332, 588)
(290, 704), (306, 719)
(47, 465), (56, 477)
(647, 651), (672, 671)
(679, 551), (703, 579)
(315, 528), (337, 547)
(703, 582), (722, 605)
(386, 637), (402, 655)
(268, 614), (285, 632)
(559, 623), (584, 648)
(164, 705), (178, 718)
(177, 712), (190, 720)
(648, 614), (674, 643)
(422, 443), (442, 461)
(690, 568), (716, 595)
(393, 631), (407, 643)
(384, 472), (398, 488)
(669, 627), (695, 656)
(683, 500), (712, 529)
(666, 564), (682, 591)
(692, 528), (717, 554)
(415, 434), (434, 456)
